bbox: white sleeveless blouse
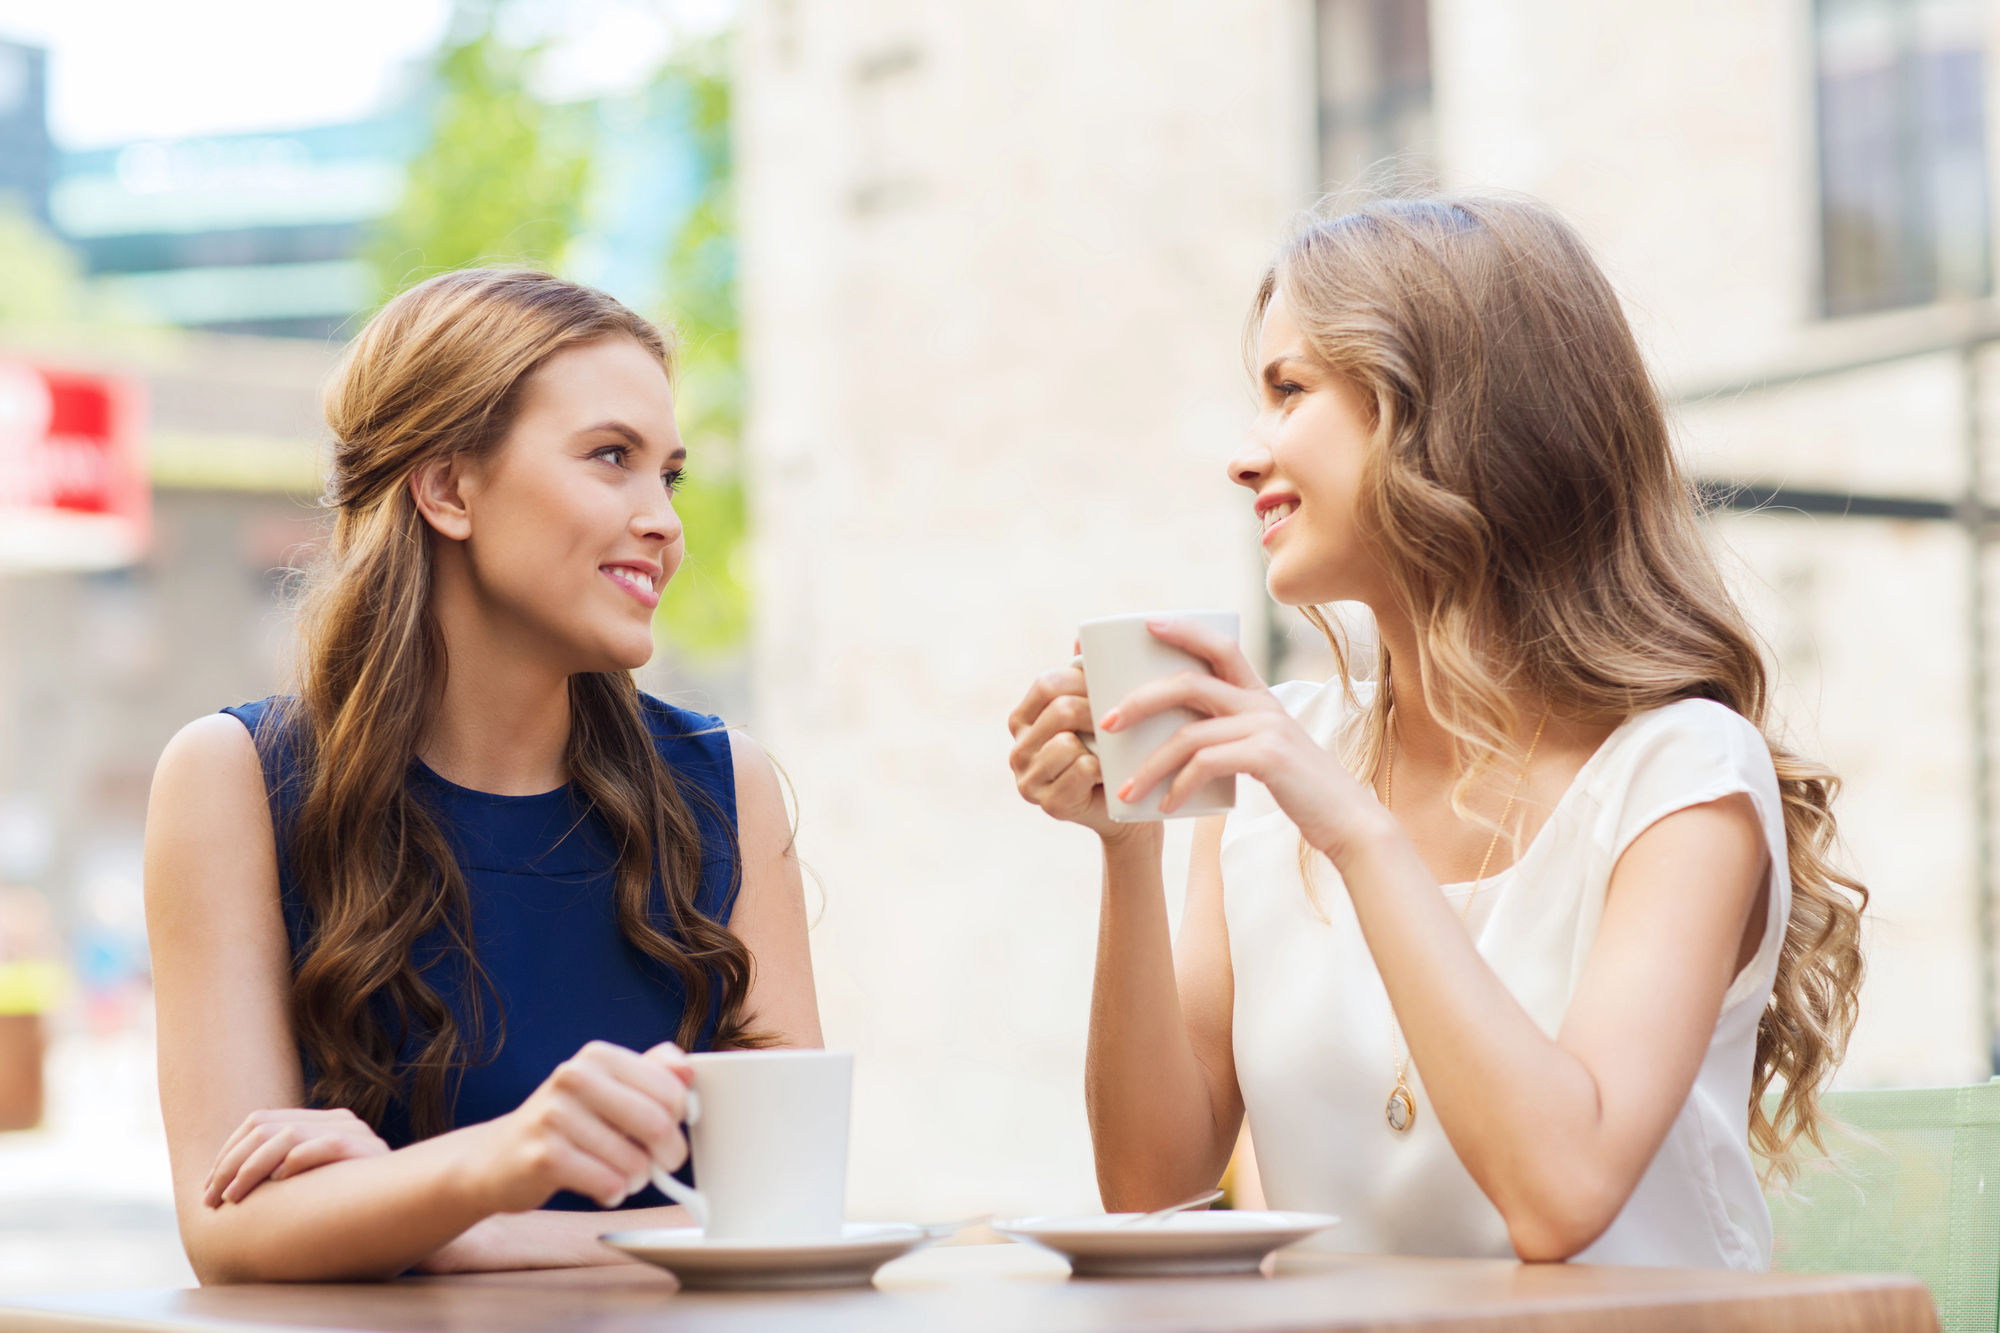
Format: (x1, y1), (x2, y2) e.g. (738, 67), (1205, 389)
(1222, 679), (1789, 1269)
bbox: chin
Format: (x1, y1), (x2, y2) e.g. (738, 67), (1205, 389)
(1265, 568), (1329, 609)
(558, 621), (657, 676)
(1265, 541), (1361, 609)
(605, 633), (657, 673)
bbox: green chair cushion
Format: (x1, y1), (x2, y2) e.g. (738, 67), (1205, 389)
(1767, 1082), (2000, 1333)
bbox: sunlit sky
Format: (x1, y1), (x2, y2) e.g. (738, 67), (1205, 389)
(0, 0), (730, 149)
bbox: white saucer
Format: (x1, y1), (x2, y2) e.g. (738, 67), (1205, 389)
(992, 1210), (1340, 1277)
(599, 1223), (931, 1290)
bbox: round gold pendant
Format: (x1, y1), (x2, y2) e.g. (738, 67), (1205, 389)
(1386, 1083), (1417, 1133)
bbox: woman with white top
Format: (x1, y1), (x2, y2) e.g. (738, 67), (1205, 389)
(1007, 194), (1867, 1267)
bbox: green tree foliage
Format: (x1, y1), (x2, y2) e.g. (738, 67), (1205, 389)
(652, 43), (748, 660)
(366, 7), (590, 286)
(371, 12), (748, 659)
(0, 202), (161, 339)
(0, 202), (85, 323)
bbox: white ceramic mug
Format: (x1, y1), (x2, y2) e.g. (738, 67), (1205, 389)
(648, 1049), (852, 1241)
(1078, 610), (1240, 822)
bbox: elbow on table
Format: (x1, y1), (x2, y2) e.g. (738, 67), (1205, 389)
(1501, 1176), (1626, 1263)
(1095, 1155), (1228, 1216)
(180, 1216), (406, 1286)
(188, 1248), (408, 1287)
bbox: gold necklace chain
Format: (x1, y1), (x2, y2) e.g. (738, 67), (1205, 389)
(1380, 707), (1549, 1134)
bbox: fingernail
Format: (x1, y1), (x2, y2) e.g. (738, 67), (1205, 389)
(1100, 710), (1120, 730)
(1117, 781), (1135, 801)
(1146, 617), (1169, 629)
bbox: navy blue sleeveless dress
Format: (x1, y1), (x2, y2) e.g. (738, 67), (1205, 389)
(222, 693), (737, 1212)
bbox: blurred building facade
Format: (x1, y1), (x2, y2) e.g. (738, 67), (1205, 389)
(738, 0), (2000, 1223)
(51, 121), (419, 340)
(0, 333), (333, 1025)
(0, 38), (51, 226)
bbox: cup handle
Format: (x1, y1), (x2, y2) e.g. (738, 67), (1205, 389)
(646, 1083), (707, 1227)
(650, 1162), (709, 1230)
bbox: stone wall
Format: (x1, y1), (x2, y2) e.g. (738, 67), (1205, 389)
(737, 0), (1311, 1218)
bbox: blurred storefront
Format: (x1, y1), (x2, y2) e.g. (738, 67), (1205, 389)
(0, 331), (333, 1026)
(0, 327), (319, 1292)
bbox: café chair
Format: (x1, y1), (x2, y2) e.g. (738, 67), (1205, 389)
(1766, 1081), (2000, 1333)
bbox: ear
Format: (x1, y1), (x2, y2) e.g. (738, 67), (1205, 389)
(409, 455), (475, 541)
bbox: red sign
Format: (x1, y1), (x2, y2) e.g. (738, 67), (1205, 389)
(0, 361), (149, 570)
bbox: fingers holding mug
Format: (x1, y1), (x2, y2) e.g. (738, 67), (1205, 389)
(1076, 610), (1243, 823)
(1008, 689), (1096, 779)
(645, 1041), (699, 1126)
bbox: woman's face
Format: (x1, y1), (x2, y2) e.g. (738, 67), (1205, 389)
(428, 335), (685, 673)
(1228, 286), (1387, 608)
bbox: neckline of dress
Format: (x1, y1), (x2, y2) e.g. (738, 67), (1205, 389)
(1426, 705), (1645, 890)
(412, 756), (572, 804)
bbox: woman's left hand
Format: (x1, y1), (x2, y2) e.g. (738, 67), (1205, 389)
(1100, 617), (1380, 855)
(202, 1107), (392, 1207)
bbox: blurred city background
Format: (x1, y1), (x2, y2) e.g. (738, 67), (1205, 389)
(0, 0), (1992, 1297)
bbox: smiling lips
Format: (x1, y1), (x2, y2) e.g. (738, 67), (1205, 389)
(600, 562), (661, 609)
(1258, 497), (1299, 544)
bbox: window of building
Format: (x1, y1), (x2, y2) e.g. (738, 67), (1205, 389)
(1817, 0), (1992, 317)
(1317, 0), (1434, 190)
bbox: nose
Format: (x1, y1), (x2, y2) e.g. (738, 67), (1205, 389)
(1227, 423), (1273, 492)
(634, 474), (684, 548)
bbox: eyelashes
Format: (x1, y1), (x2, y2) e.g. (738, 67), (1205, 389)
(592, 445), (686, 493)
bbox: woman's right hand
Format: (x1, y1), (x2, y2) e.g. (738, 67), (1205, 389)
(467, 1040), (694, 1213)
(1008, 656), (1129, 842)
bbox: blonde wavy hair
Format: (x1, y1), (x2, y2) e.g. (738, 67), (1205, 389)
(1256, 194), (1866, 1182)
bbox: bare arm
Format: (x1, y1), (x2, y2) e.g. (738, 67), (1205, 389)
(726, 730), (823, 1047)
(1085, 816), (1242, 1210)
(1010, 666), (1240, 1212)
(1113, 619), (1770, 1260)
(150, 714), (490, 1281)
(148, 716), (694, 1283)
(1341, 794), (1766, 1260)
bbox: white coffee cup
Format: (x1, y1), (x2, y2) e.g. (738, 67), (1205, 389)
(648, 1049), (851, 1241)
(1078, 610), (1241, 822)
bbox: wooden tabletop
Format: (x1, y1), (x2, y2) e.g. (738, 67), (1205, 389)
(0, 1241), (1939, 1333)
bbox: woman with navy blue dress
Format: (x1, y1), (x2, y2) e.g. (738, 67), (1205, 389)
(143, 269), (820, 1282)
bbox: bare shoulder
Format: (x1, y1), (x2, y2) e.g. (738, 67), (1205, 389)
(725, 726), (775, 778)
(147, 712), (278, 914)
(157, 711), (265, 786)
(725, 729), (791, 853)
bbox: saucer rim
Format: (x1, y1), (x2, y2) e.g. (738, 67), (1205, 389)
(599, 1221), (926, 1254)
(991, 1209), (1339, 1239)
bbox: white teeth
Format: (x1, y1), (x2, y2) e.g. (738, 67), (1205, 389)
(607, 567), (654, 595)
(1263, 501), (1297, 531)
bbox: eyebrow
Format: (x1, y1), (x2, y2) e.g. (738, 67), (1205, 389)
(1261, 354), (1313, 385)
(576, 420), (687, 462)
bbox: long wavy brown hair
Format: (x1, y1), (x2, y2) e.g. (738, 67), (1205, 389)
(1255, 194), (1867, 1183)
(260, 268), (763, 1139)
